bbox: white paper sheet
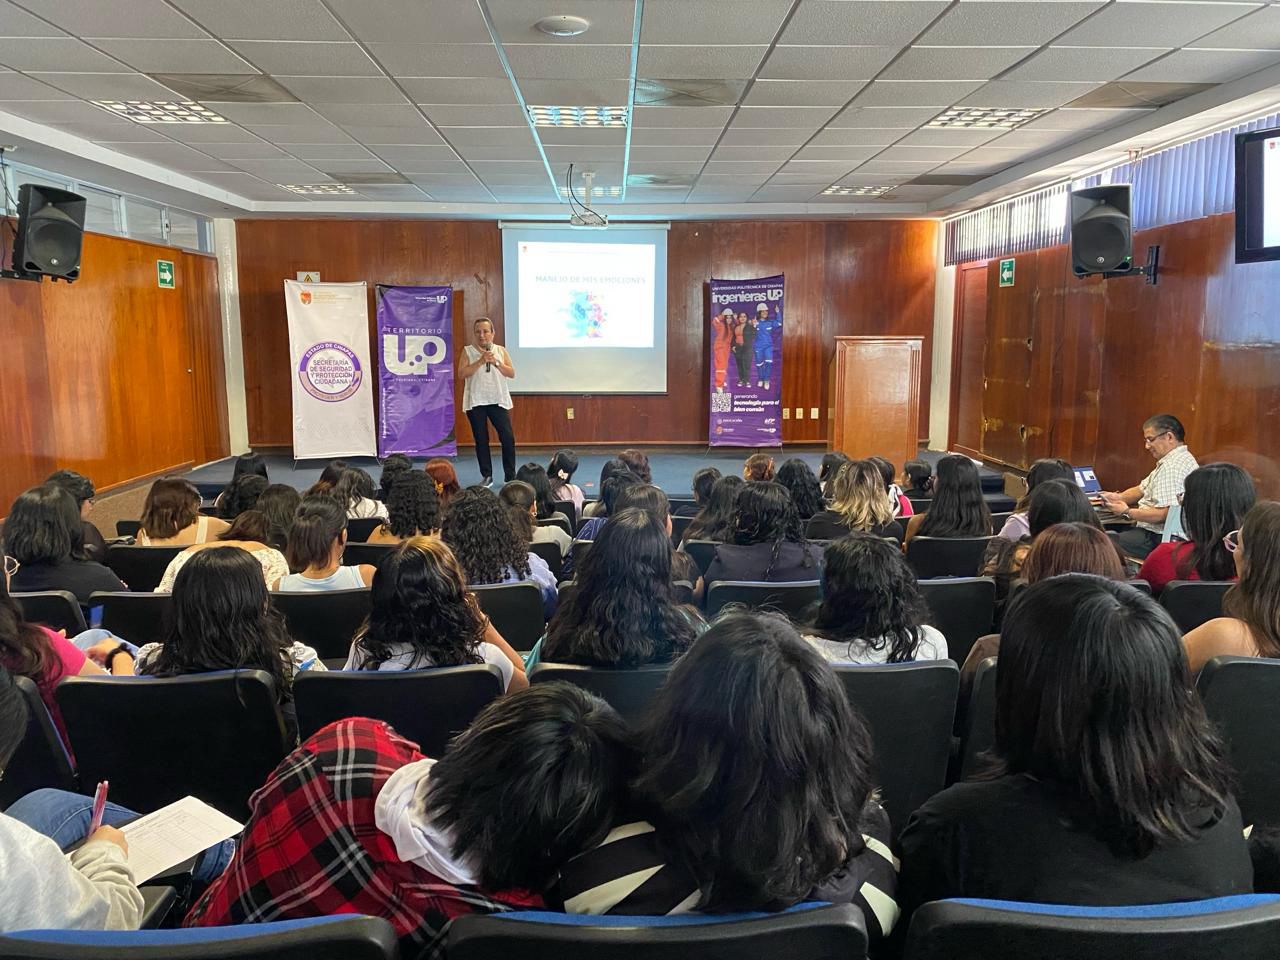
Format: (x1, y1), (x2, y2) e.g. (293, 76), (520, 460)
(120, 796), (242, 883)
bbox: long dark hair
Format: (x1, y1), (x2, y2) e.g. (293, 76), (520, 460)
(0, 546), (54, 681)
(150, 546), (294, 701)
(139, 477), (201, 540)
(257, 484), (301, 552)
(993, 575), (1234, 857)
(691, 467), (721, 506)
(775, 458), (824, 520)
(219, 509), (270, 544)
(918, 455), (992, 537)
(732, 481), (813, 578)
(1028, 479), (1103, 537)
(547, 449), (580, 499)
(440, 486), (531, 583)
(685, 475), (743, 542)
(285, 497), (346, 572)
(544, 508), (698, 667)
(4, 483), (85, 564)
(498, 480), (537, 546)
(377, 453), (414, 501)
(635, 612), (876, 911)
(218, 474), (268, 520)
(230, 453), (269, 485)
(1224, 501), (1280, 658)
(1178, 463), (1256, 581)
(352, 537), (486, 671)
(382, 471), (440, 538)
(809, 533), (931, 661)
(515, 463), (558, 519)
(318, 460), (349, 487)
(1014, 458), (1075, 512)
(330, 467), (377, 512)
(819, 452), (851, 497)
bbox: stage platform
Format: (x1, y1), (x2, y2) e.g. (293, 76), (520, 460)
(185, 447), (1016, 511)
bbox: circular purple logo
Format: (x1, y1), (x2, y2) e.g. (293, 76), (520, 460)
(298, 341), (362, 402)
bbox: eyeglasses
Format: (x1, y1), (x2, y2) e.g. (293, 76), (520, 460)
(1224, 529), (1241, 554)
(2, 556), (18, 578)
(1143, 431), (1172, 446)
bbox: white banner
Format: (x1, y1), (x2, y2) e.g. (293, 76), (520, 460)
(284, 279), (377, 459)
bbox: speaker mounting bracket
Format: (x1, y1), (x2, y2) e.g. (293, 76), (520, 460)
(1099, 244), (1160, 285)
(0, 268), (40, 282)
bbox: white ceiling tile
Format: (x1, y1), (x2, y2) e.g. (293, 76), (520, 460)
(504, 44), (632, 80)
(895, 127), (1006, 147)
(322, 0), (493, 43)
(199, 141), (292, 159)
(367, 43), (507, 78)
(0, 72), (76, 100)
(875, 143), (974, 161)
(853, 158), (942, 173)
(628, 161), (706, 173)
(454, 142), (545, 160)
(826, 105), (941, 127)
(63, 125), (169, 143)
(760, 46), (899, 82)
(444, 126), (536, 146)
(641, 0), (791, 43)
(639, 45), (768, 80)
(850, 80), (982, 106)
(709, 144), (798, 160)
(351, 184), (431, 200)
(420, 185), (495, 200)
(1056, 2), (1258, 48)
(31, 73), (183, 100)
(543, 145), (624, 161)
(310, 103), (426, 127)
(734, 105), (838, 128)
(19, 0), (205, 38)
(89, 39), (255, 73)
(744, 79), (866, 106)
(880, 46), (1036, 82)
(518, 79), (631, 102)
(0, 0), (65, 37)
(0, 38), (131, 72)
(111, 142), (237, 170)
(189, 171), (302, 199)
(311, 158), (394, 173)
(0, 100), (127, 124)
(928, 160), (1008, 177)
(750, 185), (825, 201)
(782, 1), (949, 44)
(628, 145), (713, 160)
(631, 105), (734, 127)
(697, 173), (771, 186)
(1002, 47), (1167, 82)
(201, 103), (320, 124)
(399, 77), (519, 104)
(984, 128), (1089, 150)
(274, 76), (407, 103)
(717, 126), (810, 146)
(472, 173), (554, 185)
(958, 79), (1103, 109)
(921, 2), (1105, 46)
(247, 124), (358, 144)
(1019, 107), (1152, 131)
(169, 0), (351, 41)
(624, 189), (692, 203)
(231, 157), (332, 179)
(465, 160), (548, 175)
(337, 124), (443, 144)
(370, 144), (462, 163)
(809, 127), (906, 146)
(406, 171), (485, 184)
(1123, 48), (1280, 83)
(1190, 6), (1280, 49)
(687, 188), (757, 201)
(836, 171), (916, 185)
(228, 41), (381, 76)
(630, 127), (722, 145)
(792, 144), (890, 162)
(486, 0), (636, 43)
(703, 159), (784, 175)
(776, 159), (862, 176)
(883, 183), (954, 200)
(538, 126), (627, 146)
(159, 123), (265, 143)
(769, 172), (842, 184)
(422, 104), (527, 125)
(284, 143), (379, 160)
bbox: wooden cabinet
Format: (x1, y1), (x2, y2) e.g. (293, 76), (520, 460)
(829, 336), (923, 467)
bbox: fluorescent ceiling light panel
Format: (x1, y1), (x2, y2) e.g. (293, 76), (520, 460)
(528, 105), (629, 127)
(822, 184), (894, 197)
(92, 100), (230, 124)
(558, 184), (624, 197)
(927, 106), (1047, 129)
(278, 183), (358, 195)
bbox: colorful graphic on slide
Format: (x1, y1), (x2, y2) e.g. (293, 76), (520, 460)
(563, 290), (608, 340)
(517, 240), (655, 348)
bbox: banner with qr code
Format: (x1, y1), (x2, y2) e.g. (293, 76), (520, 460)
(708, 275), (784, 447)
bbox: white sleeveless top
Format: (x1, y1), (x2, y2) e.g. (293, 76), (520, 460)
(139, 515), (209, 546)
(276, 565), (367, 592)
(462, 344), (513, 411)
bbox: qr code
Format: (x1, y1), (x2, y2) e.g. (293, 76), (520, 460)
(711, 392), (732, 413)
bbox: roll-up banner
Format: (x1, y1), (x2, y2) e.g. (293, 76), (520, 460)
(376, 285), (457, 458)
(708, 274), (784, 447)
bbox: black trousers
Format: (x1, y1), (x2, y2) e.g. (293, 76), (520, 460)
(466, 404), (516, 482)
(1115, 526), (1162, 559)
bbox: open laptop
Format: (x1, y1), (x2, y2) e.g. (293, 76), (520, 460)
(1073, 466), (1102, 495)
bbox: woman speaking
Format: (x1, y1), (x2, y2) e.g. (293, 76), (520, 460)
(458, 316), (517, 487)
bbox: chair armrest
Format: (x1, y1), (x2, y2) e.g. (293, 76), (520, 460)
(139, 885), (178, 929)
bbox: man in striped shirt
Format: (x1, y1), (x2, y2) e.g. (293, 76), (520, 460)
(1101, 413), (1199, 559)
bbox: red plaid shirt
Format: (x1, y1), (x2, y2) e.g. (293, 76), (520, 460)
(184, 718), (541, 958)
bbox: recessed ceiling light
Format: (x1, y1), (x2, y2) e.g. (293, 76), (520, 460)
(559, 184), (623, 198)
(93, 100), (229, 124)
(535, 15), (590, 37)
(823, 184), (894, 197)
(927, 107), (1047, 129)
(528, 105), (629, 127)
(278, 183), (358, 196)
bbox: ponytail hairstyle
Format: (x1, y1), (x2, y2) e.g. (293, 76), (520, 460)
(547, 449), (580, 498)
(285, 497), (347, 572)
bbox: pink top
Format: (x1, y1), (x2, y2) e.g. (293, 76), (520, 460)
(0, 627), (86, 757)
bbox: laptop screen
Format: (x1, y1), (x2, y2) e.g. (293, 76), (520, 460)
(1074, 466), (1102, 494)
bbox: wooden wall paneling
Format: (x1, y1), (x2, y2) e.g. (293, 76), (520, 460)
(183, 251), (230, 466)
(0, 242), (56, 509)
(982, 252), (1036, 467)
(949, 261), (988, 455)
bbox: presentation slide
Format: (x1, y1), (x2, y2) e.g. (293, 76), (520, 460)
(500, 224), (669, 394)
(1263, 135), (1280, 248)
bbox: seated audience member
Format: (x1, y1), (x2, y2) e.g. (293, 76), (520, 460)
(619, 448), (653, 484)
(368, 472), (441, 545)
(681, 475), (743, 545)
(904, 454), (992, 544)
(377, 453), (414, 502)
(998, 458), (1075, 541)
(501, 481), (570, 559)
(536, 508), (702, 669)
(216, 473), (268, 521)
(819, 452), (851, 500)
(1183, 500), (1280, 673)
(979, 535), (1032, 626)
(213, 453), (268, 511)
(547, 449), (586, 517)
(316, 459), (348, 487)
(607, 484), (700, 588)
(869, 455), (913, 518)
(156, 510), (289, 593)
(0, 665), (145, 931)
(515, 462), (571, 526)
(556, 612), (898, 940)
(583, 458), (629, 518)
(331, 467), (388, 520)
(256, 483), (302, 552)
(574, 470), (643, 543)
(136, 477), (230, 546)
(345, 536), (525, 692)
(743, 452), (775, 482)
(774, 459), (825, 521)
(902, 459), (933, 500)
(440, 486), (557, 617)
(185, 687), (634, 957)
(678, 466), (721, 519)
(278, 498), (376, 591)
(703, 482), (820, 585)
(803, 534), (946, 664)
(1100, 413), (1199, 559)
(5, 484), (125, 604)
(137, 547), (322, 737)
(424, 458), (461, 509)
(1139, 463), (1256, 595)
(45, 469), (106, 562)
(1028, 478), (1105, 537)
(900, 574), (1249, 920)
(961, 523), (1127, 690)
(808, 460), (905, 542)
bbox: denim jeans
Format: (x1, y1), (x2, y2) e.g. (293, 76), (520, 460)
(5, 788), (233, 884)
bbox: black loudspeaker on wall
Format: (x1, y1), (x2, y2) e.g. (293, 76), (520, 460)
(1070, 184), (1133, 277)
(10, 182), (86, 282)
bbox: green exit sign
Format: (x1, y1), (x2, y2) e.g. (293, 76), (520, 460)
(157, 259), (175, 289)
(998, 257), (1015, 287)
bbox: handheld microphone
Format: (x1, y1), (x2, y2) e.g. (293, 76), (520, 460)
(485, 359), (491, 372)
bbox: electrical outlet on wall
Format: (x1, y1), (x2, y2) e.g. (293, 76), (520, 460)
(810, 407), (819, 420)
(782, 408), (790, 419)
(794, 407), (804, 420)
(566, 407), (575, 420)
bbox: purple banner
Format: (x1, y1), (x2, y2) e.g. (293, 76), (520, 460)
(708, 275), (784, 447)
(376, 285), (456, 458)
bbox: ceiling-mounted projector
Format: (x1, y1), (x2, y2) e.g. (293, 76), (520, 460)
(565, 164), (608, 229)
